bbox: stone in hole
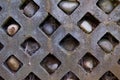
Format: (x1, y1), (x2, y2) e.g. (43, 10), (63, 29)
(99, 71), (119, 80)
(58, 0), (80, 15)
(39, 14), (61, 37)
(20, 0), (39, 18)
(2, 17), (21, 37)
(61, 71), (80, 80)
(77, 12), (100, 34)
(4, 55), (23, 73)
(59, 33), (79, 51)
(24, 72), (40, 80)
(21, 37), (40, 56)
(78, 52), (99, 73)
(97, 0), (119, 14)
(98, 32), (119, 53)
(40, 54), (61, 74)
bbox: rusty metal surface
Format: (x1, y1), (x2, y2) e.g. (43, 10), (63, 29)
(0, 0), (119, 80)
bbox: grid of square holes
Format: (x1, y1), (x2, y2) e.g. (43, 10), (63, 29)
(0, 0), (120, 80)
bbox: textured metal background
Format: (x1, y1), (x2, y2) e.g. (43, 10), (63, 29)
(0, 0), (120, 80)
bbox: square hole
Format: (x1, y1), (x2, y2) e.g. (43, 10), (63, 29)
(98, 32), (119, 53)
(99, 71), (119, 80)
(21, 37), (40, 56)
(2, 17), (21, 37)
(4, 55), (23, 73)
(77, 12), (100, 34)
(58, 0), (80, 15)
(39, 14), (61, 37)
(59, 33), (79, 51)
(97, 0), (119, 14)
(61, 71), (80, 80)
(40, 54), (61, 74)
(24, 72), (41, 80)
(20, 0), (39, 18)
(78, 52), (100, 73)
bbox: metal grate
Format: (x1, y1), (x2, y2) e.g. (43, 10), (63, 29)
(0, 0), (120, 80)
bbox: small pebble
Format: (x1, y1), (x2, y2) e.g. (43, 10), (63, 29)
(59, 0), (79, 15)
(47, 63), (58, 71)
(23, 1), (38, 17)
(28, 62), (31, 66)
(7, 24), (19, 36)
(98, 0), (114, 14)
(42, 23), (54, 35)
(80, 20), (93, 33)
(84, 58), (94, 69)
(98, 39), (113, 53)
(6, 56), (20, 72)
